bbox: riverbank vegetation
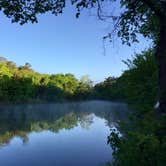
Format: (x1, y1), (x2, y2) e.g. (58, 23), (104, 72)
(93, 48), (166, 165)
(0, 57), (92, 103)
(105, 49), (166, 166)
(94, 48), (158, 111)
(0, 48), (157, 107)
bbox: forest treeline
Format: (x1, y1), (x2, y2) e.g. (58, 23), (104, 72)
(0, 49), (157, 107)
(94, 48), (158, 111)
(0, 57), (93, 103)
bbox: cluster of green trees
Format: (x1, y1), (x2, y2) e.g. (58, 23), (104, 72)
(94, 49), (158, 111)
(0, 57), (92, 103)
(97, 49), (166, 166)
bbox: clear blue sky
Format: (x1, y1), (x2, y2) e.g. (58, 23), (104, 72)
(0, 5), (151, 82)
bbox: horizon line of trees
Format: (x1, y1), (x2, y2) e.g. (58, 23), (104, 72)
(0, 49), (158, 107)
(0, 57), (93, 103)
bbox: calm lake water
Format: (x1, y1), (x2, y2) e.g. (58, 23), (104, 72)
(0, 100), (128, 166)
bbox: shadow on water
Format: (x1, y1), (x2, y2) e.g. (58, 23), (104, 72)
(0, 100), (129, 166)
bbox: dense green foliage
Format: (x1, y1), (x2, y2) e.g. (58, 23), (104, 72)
(94, 49), (158, 111)
(0, 57), (92, 103)
(99, 49), (166, 166)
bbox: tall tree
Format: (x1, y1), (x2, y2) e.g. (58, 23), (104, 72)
(0, 0), (166, 112)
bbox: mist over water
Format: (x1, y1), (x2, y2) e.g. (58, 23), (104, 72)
(0, 100), (128, 166)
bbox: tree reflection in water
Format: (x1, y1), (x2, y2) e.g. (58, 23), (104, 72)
(0, 101), (128, 146)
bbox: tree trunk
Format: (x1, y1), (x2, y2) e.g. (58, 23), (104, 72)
(156, 18), (166, 114)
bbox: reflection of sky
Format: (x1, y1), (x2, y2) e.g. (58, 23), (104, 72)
(0, 2), (151, 82)
(0, 115), (112, 166)
(0, 100), (129, 166)
(0, 101), (128, 138)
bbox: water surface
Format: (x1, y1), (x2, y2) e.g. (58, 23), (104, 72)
(0, 100), (128, 166)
